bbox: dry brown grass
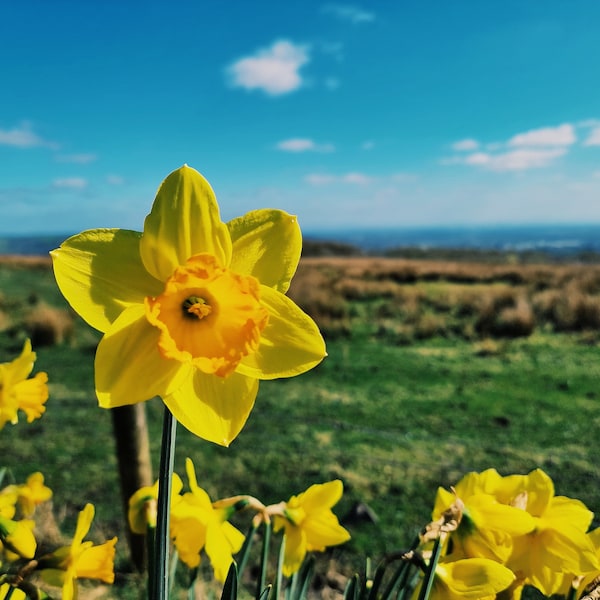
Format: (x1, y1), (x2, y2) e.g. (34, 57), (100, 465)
(24, 301), (74, 346)
(291, 257), (600, 341)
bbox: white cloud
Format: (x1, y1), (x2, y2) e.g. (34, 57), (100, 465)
(305, 172), (373, 185)
(583, 126), (600, 146)
(361, 140), (375, 150)
(464, 148), (567, 171)
(508, 123), (576, 147)
(304, 173), (336, 185)
(106, 174), (124, 185)
(0, 121), (57, 149)
(227, 40), (309, 96)
(53, 177), (88, 189)
(55, 153), (97, 164)
(277, 138), (334, 152)
(342, 172), (372, 184)
(452, 138), (479, 151)
(322, 4), (375, 23)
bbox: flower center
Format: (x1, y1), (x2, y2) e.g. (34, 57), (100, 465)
(182, 296), (212, 319)
(145, 253), (269, 377)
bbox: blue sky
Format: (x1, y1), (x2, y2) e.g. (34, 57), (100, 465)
(2, 1), (600, 235)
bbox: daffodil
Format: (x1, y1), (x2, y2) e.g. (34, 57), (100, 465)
(273, 480), (350, 577)
(416, 557), (515, 600)
(0, 485), (18, 519)
(501, 469), (599, 596)
(39, 503), (117, 600)
(128, 474), (183, 534)
(169, 458), (245, 581)
(433, 470), (535, 563)
(17, 472), (52, 518)
(0, 514), (36, 559)
(0, 340), (48, 429)
(52, 165), (326, 446)
(0, 583), (26, 600)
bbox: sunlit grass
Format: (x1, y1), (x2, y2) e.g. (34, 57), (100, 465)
(1, 256), (600, 597)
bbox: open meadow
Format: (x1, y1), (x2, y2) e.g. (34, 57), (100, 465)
(1, 251), (600, 597)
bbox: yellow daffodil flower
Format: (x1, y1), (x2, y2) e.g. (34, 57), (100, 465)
(0, 485), (18, 519)
(169, 458), (244, 582)
(52, 165), (326, 446)
(0, 514), (36, 559)
(0, 340), (48, 429)
(128, 474), (183, 534)
(39, 503), (116, 600)
(433, 470), (535, 563)
(273, 480), (350, 577)
(17, 472), (52, 518)
(417, 557), (515, 600)
(500, 469), (599, 596)
(0, 583), (26, 600)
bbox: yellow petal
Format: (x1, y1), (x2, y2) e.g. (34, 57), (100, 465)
(299, 481), (343, 513)
(221, 521), (245, 554)
(95, 305), (191, 408)
(51, 228), (162, 332)
(438, 558), (515, 598)
(73, 504), (95, 549)
(237, 286), (326, 380)
(304, 513), (350, 550)
(228, 209), (301, 293)
(163, 370), (258, 446)
(5, 339), (35, 384)
(12, 372), (49, 423)
(283, 525), (307, 577)
(140, 165), (232, 281)
(75, 537), (117, 583)
(205, 522), (237, 582)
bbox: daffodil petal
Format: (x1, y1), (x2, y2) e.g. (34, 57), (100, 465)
(299, 481), (343, 513)
(73, 504), (94, 548)
(237, 286), (326, 380)
(228, 209), (301, 293)
(304, 513), (350, 550)
(205, 523), (236, 582)
(95, 305), (191, 408)
(283, 526), (307, 577)
(140, 165), (232, 281)
(439, 558), (515, 597)
(51, 228), (162, 332)
(163, 370), (258, 446)
(7, 340), (35, 383)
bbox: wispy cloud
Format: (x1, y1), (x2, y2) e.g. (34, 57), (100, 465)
(277, 138), (335, 152)
(322, 4), (375, 24)
(463, 148), (567, 171)
(305, 172), (373, 185)
(445, 122), (581, 172)
(452, 138), (479, 151)
(106, 174), (125, 185)
(55, 153), (97, 164)
(584, 126), (600, 146)
(0, 121), (58, 149)
(52, 177), (88, 189)
(508, 123), (576, 147)
(226, 40), (309, 96)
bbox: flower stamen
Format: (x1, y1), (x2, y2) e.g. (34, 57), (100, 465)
(182, 296), (212, 319)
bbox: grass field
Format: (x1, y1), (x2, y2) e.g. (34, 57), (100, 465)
(1, 254), (600, 597)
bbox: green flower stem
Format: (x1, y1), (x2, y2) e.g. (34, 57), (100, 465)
(152, 406), (177, 600)
(256, 520), (271, 600)
(417, 535), (443, 600)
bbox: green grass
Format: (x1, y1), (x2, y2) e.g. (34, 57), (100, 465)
(2, 262), (600, 596)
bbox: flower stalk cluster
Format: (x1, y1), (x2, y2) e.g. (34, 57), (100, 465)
(128, 457), (350, 594)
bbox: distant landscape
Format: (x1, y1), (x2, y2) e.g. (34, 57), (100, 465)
(4, 223), (600, 262)
(2, 227), (600, 598)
